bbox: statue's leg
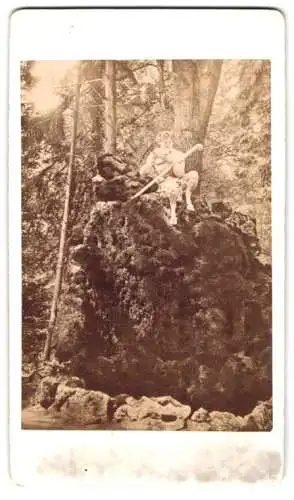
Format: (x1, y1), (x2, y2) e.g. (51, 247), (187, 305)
(162, 178), (180, 225)
(183, 171), (199, 212)
(170, 199), (177, 225)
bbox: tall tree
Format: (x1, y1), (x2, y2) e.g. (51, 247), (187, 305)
(104, 61), (117, 154)
(173, 60), (222, 194)
(198, 61), (223, 142)
(81, 60), (104, 153)
(157, 60), (166, 108)
(173, 60), (200, 139)
(43, 63), (82, 360)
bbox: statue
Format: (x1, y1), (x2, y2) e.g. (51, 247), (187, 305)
(139, 131), (203, 225)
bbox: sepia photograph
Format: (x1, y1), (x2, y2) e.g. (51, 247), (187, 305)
(21, 58), (273, 432)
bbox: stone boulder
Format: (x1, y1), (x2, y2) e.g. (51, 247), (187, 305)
(35, 375), (86, 409)
(208, 411), (245, 431)
(113, 395), (191, 430)
(242, 399), (272, 431)
(186, 407), (211, 429)
(185, 398), (272, 431)
(50, 384), (110, 425)
(53, 160), (272, 416)
(35, 376), (60, 409)
(191, 407), (209, 422)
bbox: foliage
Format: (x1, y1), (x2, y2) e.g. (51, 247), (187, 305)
(202, 60), (271, 255)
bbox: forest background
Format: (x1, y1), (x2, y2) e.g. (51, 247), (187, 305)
(21, 59), (271, 363)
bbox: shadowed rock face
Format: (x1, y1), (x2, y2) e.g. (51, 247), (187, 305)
(54, 159), (271, 415)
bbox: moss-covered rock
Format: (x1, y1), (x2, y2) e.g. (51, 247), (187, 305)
(53, 166), (271, 415)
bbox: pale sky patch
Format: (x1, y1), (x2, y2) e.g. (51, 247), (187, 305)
(26, 60), (78, 114)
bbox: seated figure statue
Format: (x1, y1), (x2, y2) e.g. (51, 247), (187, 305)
(140, 130), (202, 225)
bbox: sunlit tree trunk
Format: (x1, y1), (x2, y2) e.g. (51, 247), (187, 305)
(82, 60), (104, 152)
(43, 63), (82, 360)
(173, 60), (222, 194)
(198, 61), (223, 141)
(157, 60), (165, 108)
(173, 61), (201, 193)
(104, 60), (116, 154)
(196, 60), (222, 193)
(173, 60), (199, 140)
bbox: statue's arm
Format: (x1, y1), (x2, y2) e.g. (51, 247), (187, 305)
(140, 152), (155, 177)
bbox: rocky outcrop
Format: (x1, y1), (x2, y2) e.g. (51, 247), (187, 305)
(33, 375), (109, 425)
(242, 399), (273, 431)
(186, 399), (272, 432)
(187, 410), (244, 431)
(25, 374), (272, 431)
(113, 395), (191, 430)
(34, 375), (86, 408)
(51, 385), (110, 425)
(51, 156), (271, 416)
(35, 376), (61, 409)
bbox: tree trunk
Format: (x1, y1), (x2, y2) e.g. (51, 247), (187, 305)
(104, 61), (116, 154)
(173, 60), (222, 194)
(82, 60), (104, 152)
(198, 60), (223, 141)
(43, 64), (82, 360)
(173, 60), (199, 140)
(173, 61), (201, 191)
(196, 60), (222, 193)
(157, 60), (165, 108)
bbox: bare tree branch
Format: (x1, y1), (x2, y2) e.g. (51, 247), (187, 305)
(132, 62), (158, 72)
(119, 102), (155, 127)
